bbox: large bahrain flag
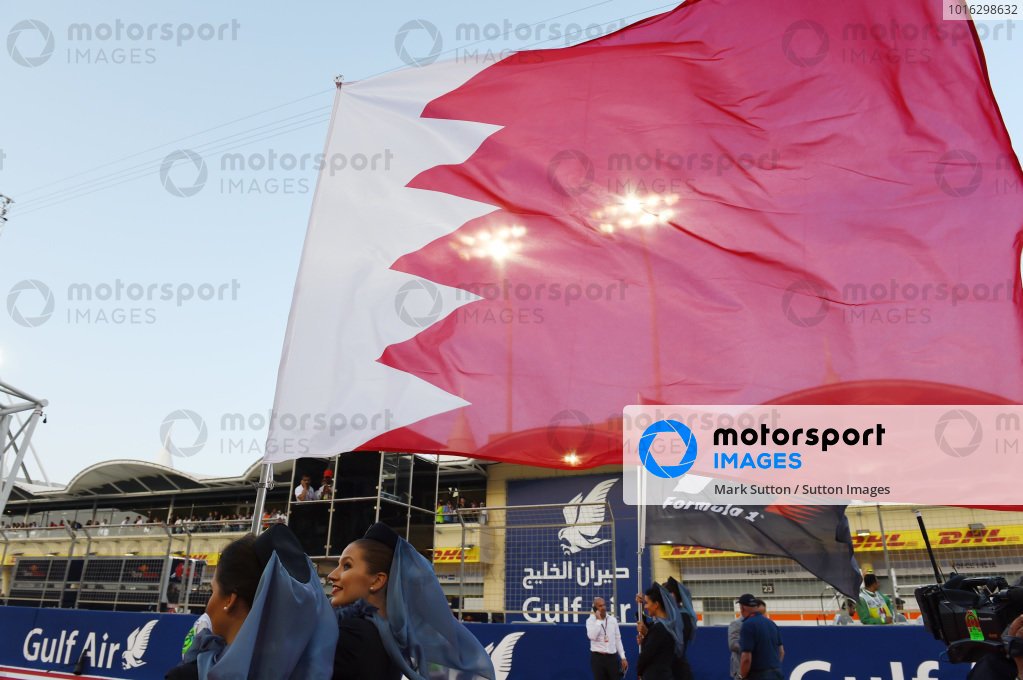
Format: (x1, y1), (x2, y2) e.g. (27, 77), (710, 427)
(265, 0), (1023, 467)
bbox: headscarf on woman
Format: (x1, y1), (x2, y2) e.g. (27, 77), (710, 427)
(361, 522), (496, 680)
(653, 582), (686, 659)
(186, 524), (338, 679)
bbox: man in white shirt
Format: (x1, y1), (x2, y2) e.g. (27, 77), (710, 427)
(294, 475), (320, 502)
(586, 597), (628, 680)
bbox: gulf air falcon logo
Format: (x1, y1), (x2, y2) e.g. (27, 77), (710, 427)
(558, 478), (617, 554)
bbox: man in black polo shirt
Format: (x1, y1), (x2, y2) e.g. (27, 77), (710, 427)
(737, 593), (784, 680)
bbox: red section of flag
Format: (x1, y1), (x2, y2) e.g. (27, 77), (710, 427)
(372, 0), (1023, 467)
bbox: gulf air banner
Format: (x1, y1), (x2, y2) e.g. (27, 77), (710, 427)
(622, 405), (1020, 505)
(504, 475), (648, 624)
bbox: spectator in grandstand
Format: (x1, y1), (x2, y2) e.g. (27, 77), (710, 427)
(319, 476), (335, 501)
(856, 573), (893, 624)
(326, 522), (494, 680)
(319, 469), (334, 500)
(737, 593), (784, 680)
(435, 501), (446, 524)
(165, 525), (336, 680)
(833, 599), (857, 625)
(295, 475), (320, 502)
(587, 596), (627, 680)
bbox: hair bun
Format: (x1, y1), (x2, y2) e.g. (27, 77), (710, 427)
(254, 523), (311, 583)
(363, 522), (399, 550)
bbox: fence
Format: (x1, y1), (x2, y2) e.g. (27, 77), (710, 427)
(439, 502), (1023, 625)
(653, 504), (1023, 625)
(0, 519), (287, 612)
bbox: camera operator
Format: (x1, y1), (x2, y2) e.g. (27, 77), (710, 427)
(967, 614), (1023, 680)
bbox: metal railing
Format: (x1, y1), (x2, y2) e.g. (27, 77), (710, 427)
(1, 519), (285, 612)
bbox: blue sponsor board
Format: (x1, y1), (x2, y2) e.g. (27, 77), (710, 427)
(0, 606), (193, 679)
(0, 606), (971, 680)
(504, 474), (649, 623)
(469, 623), (967, 680)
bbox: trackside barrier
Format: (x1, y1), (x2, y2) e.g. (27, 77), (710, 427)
(0, 606), (965, 680)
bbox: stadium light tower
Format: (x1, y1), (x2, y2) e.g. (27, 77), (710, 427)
(0, 195), (12, 238)
(0, 198), (52, 518)
(0, 381), (48, 519)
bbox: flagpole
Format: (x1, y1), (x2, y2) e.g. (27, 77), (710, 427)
(637, 463), (647, 618)
(875, 503), (897, 614)
(636, 228), (663, 403)
(250, 462), (274, 535)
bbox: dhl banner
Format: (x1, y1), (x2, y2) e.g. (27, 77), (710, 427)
(433, 546), (480, 564)
(849, 525), (1023, 552)
(659, 525), (1023, 559)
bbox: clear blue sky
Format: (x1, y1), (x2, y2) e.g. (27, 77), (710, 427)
(1, 0), (1020, 483)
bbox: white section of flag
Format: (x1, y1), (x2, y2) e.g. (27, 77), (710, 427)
(264, 59), (500, 463)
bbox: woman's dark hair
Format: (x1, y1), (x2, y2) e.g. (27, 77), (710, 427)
(644, 584), (665, 608)
(350, 538), (395, 578)
(662, 578), (683, 606)
(863, 573), (878, 588)
(215, 534), (261, 609)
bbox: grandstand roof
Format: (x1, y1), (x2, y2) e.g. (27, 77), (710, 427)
(8, 459), (292, 504)
(6, 453), (489, 507)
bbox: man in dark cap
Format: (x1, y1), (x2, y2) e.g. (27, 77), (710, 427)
(737, 593), (783, 680)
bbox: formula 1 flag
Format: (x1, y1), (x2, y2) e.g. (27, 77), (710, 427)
(265, 0), (1023, 467)
(646, 501), (862, 596)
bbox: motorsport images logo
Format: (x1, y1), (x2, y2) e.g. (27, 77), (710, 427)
(623, 405), (1023, 506)
(638, 419), (698, 478)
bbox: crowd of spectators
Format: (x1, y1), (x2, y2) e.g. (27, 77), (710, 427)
(1, 509), (286, 537)
(434, 497), (487, 524)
